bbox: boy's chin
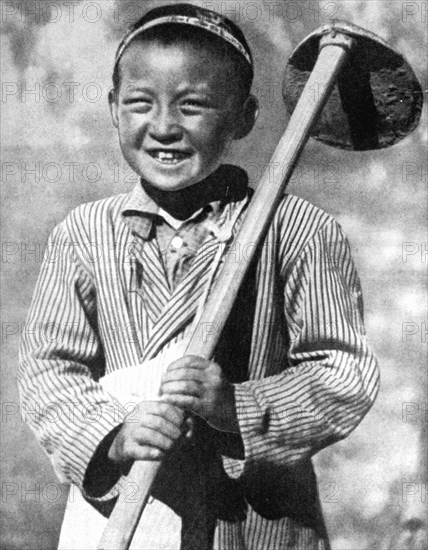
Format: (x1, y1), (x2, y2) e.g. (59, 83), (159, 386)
(139, 168), (223, 194)
(141, 178), (200, 194)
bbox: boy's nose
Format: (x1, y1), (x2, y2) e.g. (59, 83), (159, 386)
(149, 108), (182, 142)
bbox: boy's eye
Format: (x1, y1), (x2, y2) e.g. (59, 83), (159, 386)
(183, 100), (204, 106)
(122, 95), (152, 108)
(181, 98), (212, 111)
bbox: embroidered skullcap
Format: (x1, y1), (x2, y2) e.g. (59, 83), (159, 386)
(114, 3), (253, 71)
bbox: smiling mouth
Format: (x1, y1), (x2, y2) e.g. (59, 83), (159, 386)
(148, 150), (192, 165)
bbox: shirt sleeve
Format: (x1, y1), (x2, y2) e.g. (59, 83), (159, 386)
(18, 220), (128, 496)
(223, 218), (380, 480)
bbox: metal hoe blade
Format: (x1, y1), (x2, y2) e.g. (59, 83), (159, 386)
(283, 20), (424, 150)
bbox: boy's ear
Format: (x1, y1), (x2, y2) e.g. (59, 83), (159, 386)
(234, 94), (259, 140)
(109, 89), (119, 128)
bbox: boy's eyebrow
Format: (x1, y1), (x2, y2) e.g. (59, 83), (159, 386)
(120, 82), (216, 98)
(121, 84), (153, 94)
(119, 85), (153, 101)
(175, 83), (213, 95)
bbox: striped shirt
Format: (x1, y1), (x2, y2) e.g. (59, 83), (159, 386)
(18, 166), (379, 549)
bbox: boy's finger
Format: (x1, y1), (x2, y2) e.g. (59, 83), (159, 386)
(166, 356), (210, 372)
(133, 426), (178, 451)
(160, 380), (202, 397)
(140, 401), (185, 425)
(161, 394), (198, 411)
(162, 367), (205, 384)
(138, 414), (183, 440)
(128, 444), (164, 462)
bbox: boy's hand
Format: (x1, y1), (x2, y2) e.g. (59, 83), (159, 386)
(160, 356), (240, 434)
(108, 401), (187, 465)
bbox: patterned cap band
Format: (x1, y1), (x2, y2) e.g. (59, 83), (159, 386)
(114, 6), (253, 70)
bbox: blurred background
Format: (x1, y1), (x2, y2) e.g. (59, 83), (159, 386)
(1, 0), (426, 548)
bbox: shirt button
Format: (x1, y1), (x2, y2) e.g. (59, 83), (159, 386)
(171, 236), (184, 249)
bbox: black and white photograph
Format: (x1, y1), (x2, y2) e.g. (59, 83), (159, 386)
(1, 1), (426, 549)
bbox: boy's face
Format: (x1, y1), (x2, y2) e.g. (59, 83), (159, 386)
(110, 40), (255, 192)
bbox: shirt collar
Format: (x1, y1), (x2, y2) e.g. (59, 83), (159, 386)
(121, 182), (160, 239)
(121, 165), (249, 239)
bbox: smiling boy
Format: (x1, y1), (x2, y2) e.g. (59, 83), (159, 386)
(19, 4), (379, 550)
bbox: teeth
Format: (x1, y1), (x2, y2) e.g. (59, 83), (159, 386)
(151, 151), (188, 164)
(158, 152), (175, 159)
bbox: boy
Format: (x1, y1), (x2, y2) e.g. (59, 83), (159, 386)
(19, 4), (379, 550)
